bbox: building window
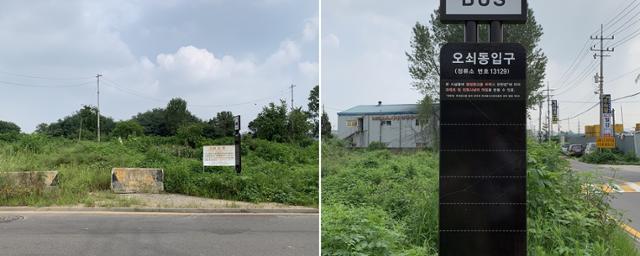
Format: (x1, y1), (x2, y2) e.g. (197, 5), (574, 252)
(382, 120), (392, 126)
(346, 120), (358, 127)
(416, 119), (420, 126)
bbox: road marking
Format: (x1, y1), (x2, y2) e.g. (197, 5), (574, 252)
(627, 182), (640, 192)
(621, 223), (640, 242)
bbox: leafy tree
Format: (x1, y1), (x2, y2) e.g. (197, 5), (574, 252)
(0, 120), (20, 134)
(406, 8), (547, 108)
(36, 105), (115, 139)
(132, 108), (168, 136)
(176, 123), (204, 148)
(164, 98), (200, 135)
(249, 100), (289, 142)
(289, 107), (313, 142)
(215, 111), (236, 137)
(132, 98), (200, 136)
(308, 85), (320, 137)
(204, 111), (236, 139)
(112, 120), (144, 139)
(417, 95), (438, 149)
(321, 111), (332, 139)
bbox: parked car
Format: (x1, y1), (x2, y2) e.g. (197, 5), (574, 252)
(584, 142), (597, 155)
(568, 144), (585, 157)
(561, 144), (570, 155)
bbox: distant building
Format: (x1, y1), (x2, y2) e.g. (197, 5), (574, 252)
(337, 102), (439, 149)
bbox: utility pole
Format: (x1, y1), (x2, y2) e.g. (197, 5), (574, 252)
(590, 24), (614, 137)
(578, 120), (581, 134)
(620, 104), (624, 131)
(543, 82), (555, 143)
(538, 101), (543, 142)
(289, 84), (296, 110)
(96, 74), (102, 142)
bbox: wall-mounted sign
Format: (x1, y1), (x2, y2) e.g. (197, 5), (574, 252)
(203, 145), (236, 167)
(440, 43), (527, 256)
(440, 0), (528, 23)
(371, 115), (417, 121)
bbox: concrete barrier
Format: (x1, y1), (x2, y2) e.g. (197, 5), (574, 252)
(111, 168), (164, 194)
(0, 171), (59, 188)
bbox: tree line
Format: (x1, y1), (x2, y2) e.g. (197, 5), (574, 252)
(1, 85), (321, 146)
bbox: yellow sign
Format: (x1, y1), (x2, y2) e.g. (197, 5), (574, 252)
(615, 124), (623, 133)
(636, 123), (640, 132)
(596, 136), (616, 149)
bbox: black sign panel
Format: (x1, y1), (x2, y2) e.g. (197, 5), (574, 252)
(440, 0), (528, 24)
(234, 115), (241, 131)
(439, 43), (527, 256)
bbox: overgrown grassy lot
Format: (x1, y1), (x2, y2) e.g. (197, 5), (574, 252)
(321, 139), (639, 255)
(0, 134), (318, 207)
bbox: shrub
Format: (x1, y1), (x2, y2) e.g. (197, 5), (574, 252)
(368, 141), (387, 150)
(112, 121), (144, 139)
(322, 204), (406, 256)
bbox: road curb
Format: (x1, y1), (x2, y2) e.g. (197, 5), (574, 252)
(0, 207), (318, 214)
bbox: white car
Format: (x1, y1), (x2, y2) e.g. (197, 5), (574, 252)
(584, 142), (597, 155)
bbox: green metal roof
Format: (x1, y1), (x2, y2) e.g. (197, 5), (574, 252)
(338, 104), (419, 116)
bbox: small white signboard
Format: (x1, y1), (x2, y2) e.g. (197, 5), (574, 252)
(203, 145), (236, 166)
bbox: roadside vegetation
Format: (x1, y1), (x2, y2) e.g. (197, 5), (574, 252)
(321, 139), (639, 255)
(0, 86), (319, 207)
(581, 149), (640, 165)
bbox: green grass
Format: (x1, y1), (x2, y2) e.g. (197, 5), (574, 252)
(321, 139), (640, 256)
(0, 134), (318, 207)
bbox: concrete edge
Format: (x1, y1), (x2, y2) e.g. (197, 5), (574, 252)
(0, 207), (318, 214)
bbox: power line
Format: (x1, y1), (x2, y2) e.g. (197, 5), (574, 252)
(555, 40), (591, 87)
(555, 59), (598, 96)
(604, 0), (640, 31)
(0, 69), (94, 80)
(101, 77), (290, 108)
(0, 79), (94, 88)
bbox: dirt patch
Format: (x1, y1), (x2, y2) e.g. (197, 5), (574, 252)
(114, 193), (312, 209)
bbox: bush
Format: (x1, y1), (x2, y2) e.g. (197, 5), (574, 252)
(582, 149), (639, 165)
(322, 204), (408, 256)
(112, 121), (144, 139)
(368, 141), (387, 150)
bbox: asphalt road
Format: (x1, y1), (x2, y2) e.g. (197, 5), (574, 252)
(569, 159), (640, 233)
(0, 212), (319, 256)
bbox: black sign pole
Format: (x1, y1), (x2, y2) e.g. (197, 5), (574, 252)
(465, 21), (478, 43)
(234, 116), (241, 174)
(490, 21), (504, 43)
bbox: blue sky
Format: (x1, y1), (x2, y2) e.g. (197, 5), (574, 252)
(0, 0), (318, 132)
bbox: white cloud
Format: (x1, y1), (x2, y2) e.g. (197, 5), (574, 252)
(155, 46), (256, 82)
(265, 40), (302, 67)
(303, 17), (319, 41)
(323, 33), (340, 48)
(298, 61), (319, 79)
